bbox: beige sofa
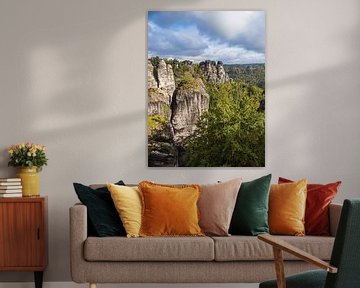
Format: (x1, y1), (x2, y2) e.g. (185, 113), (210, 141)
(70, 203), (342, 287)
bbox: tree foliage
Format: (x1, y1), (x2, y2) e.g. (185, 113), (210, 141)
(148, 114), (168, 131)
(224, 64), (265, 88)
(185, 81), (265, 167)
(164, 59), (204, 85)
(148, 114), (173, 155)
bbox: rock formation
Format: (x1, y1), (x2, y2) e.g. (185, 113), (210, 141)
(148, 88), (171, 118)
(199, 60), (230, 83)
(147, 60), (158, 89)
(156, 59), (176, 102)
(147, 59), (175, 117)
(147, 59), (176, 167)
(148, 58), (228, 166)
(171, 78), (209, 146)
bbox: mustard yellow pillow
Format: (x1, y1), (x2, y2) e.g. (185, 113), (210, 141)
(269, 179), (307, 236)
(107, 183), (142, 238)
(138, 181), (204, 237)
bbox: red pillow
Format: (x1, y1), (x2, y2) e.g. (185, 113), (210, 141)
(278, 177), (341, 236)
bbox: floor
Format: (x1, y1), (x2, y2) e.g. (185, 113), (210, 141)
(0, 283), (259, 288)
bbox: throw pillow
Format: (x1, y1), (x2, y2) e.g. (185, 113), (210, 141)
(198, 178), (242, 236)
(279, 177), (341, 236)
(73, 181), (126, 237)
(138, 181), (203, 237)
(107, 183), (142, 238)
(269, 179), (307, 236)
(229, 174), (272, 236)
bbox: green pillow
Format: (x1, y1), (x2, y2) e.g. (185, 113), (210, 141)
(229, 174), (272, 236)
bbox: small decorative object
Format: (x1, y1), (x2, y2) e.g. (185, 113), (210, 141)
(8, 143), (48, 197)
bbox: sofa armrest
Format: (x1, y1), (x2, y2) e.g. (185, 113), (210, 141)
(329, 203), (342, 237)
(69, 203), (88, 283)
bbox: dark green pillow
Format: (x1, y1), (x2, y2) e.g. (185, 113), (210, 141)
(229, 174), (272, 236)
(73, 181), (126, 237)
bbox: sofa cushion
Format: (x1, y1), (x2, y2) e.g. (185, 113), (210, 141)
(107, 184), (142, 238)
(73, 181), (126, 237)
(229, 174), (271, 236)
(269, 179), (307, 236)
(279, 177), (341, 236)
(198, 178), (242, 236)
(139, 181), (203, 237)
(212, 236), (334, 261)
(84, 236), (214, 261)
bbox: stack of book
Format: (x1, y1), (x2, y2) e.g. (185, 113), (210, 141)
(0, 178), (22, 197)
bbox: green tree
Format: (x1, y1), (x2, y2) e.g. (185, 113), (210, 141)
(185, 82), (265, 167)
(150, 56), (161, 67)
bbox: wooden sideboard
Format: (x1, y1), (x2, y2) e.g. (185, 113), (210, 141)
(0, 197), (47, 288)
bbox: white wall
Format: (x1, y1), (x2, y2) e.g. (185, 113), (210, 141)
(0, 0), (359, 282)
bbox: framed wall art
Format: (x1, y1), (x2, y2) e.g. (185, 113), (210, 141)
(147, 11), (265, 167)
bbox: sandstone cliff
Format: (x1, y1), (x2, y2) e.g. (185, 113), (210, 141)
(171, 78), (209, 146)
(199, 60), (230, 83)
(157, 59), (176, 99)
(147, 60), (158, 89)
(147, 59), (175, 115)
(147, 59), (175, 166)
(148, 88), (171, 118)
(148, 58), (229, 166)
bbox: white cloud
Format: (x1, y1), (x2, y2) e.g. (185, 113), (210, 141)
(148, 21), (208, 57)
(204, 43), (265, 64)
(192, 11), (261, 40)
(148, 11), (265, 64)
(155, 42), (264, 64)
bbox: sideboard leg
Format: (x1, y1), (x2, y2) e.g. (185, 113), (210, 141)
(34, 271), (43, 288)
(90, 283), (97, 288)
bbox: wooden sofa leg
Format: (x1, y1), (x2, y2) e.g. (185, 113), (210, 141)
(89, 283), (96, 288)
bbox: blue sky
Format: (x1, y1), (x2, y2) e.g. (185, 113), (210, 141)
(148, 11), (265, 64)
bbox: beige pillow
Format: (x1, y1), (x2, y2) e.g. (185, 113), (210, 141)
(198, 178), (242, 236)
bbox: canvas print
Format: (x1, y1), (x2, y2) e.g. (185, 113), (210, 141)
(147, 11), (265, 167)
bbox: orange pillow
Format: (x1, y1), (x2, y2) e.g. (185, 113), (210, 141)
(138, 181), (204, 236)
(269, 179), (307, 236)
(279, 177), (341, 236)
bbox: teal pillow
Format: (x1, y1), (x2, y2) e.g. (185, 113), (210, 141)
(229, 174), (272, 236)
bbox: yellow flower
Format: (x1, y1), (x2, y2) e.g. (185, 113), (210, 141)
(8, 142), (48, 171)
(37, 145), (46, 151)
